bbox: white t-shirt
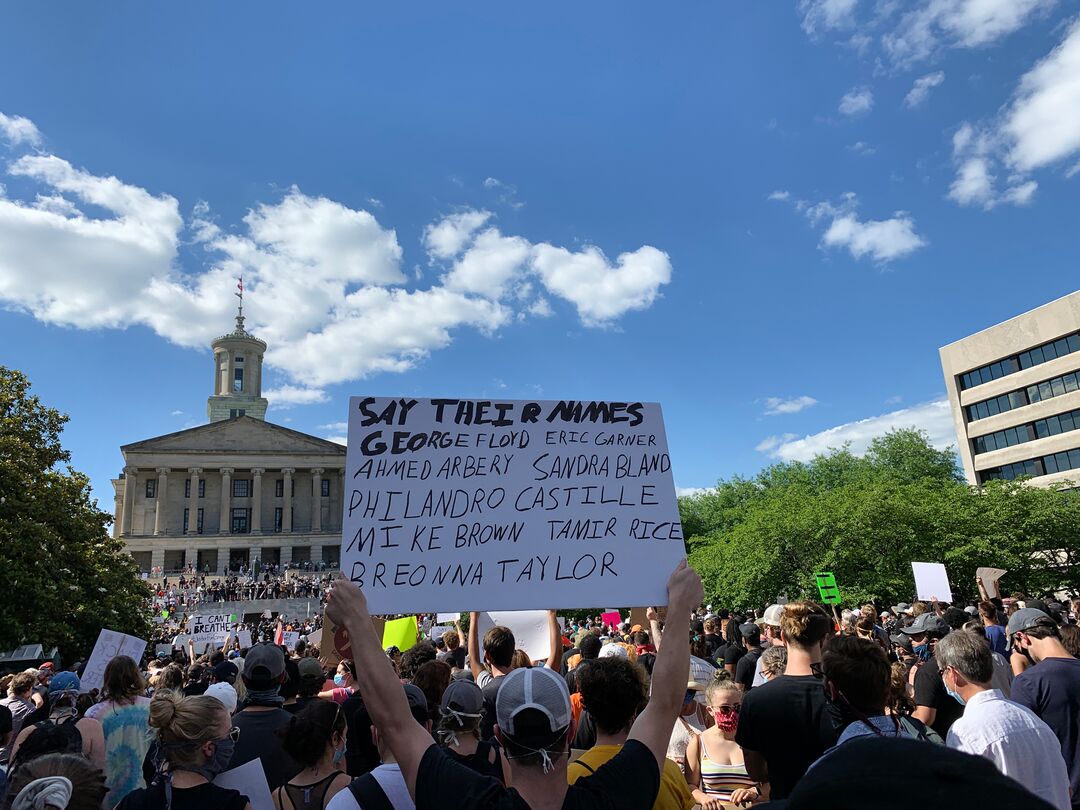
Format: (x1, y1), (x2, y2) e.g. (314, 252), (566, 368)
(327, 764), (414, 810)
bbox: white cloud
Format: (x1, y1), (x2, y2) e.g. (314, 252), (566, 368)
(799, 0), (859, 35)
(763, 395), (818, 416)
(0, 113), (42, 147)
(767, 190), (791, 201)
(265, 385), (329, 407)
(676, 486), (714, 498)
(904, 71), (945, 107)
(797, 193), (926, 263)
(170, 409), (185, 416)
(839, 86), (874, 116)
(757, 399), (955, 462)
(848, 141), (876, 155)
(326, 435), (348, 446)
(530, 244), (671, 326)
(483, 176), (525, 210)
(948, 121), (1041, 209)
(883, 0), (1056, 66)
(0, 116), (672, 398)
(422, 209), (492, 261)
(318, 421), (349, 432)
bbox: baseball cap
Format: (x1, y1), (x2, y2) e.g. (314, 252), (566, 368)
(1006, 607), (1052, 638)
(763, 604), (785, 627)
(212, 661), (238, 684)
(899, 613), (949, 636)
(495, 666), (571, 738)
(204, 682), (238, 714)
(242, 643), (285, 689)
(889, 634), (913, 653)
(964, 605), (978, 615)
(598, 643), (628, 659)
(771, 737), (1057, 810)
(298, 657), (324, 684)
(892, 602), (912, 615)
(403, 682), (429, 725)
(48, 672), (80, 693)
(39, 662), (55, 671)
(440, 679), (484, 720)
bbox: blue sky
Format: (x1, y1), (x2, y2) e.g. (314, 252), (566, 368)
(2, 1), (1080, 511)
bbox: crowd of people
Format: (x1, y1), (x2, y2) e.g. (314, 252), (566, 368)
(148, 571), (336, 615)
(3, 565), (1080, 809)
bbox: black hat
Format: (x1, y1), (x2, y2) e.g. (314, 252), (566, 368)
(771, 737), (1055, 809)
(899, 613), (949, 637)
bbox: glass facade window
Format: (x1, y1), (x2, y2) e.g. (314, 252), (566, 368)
(231, 508), (249, 534)
(967, 370), (1080, 422)
(275, 479), (284, 497)
(980, 444), (1080, 483)
(959, 333), (1080, 390)
(274, 507), (283, 532)
(145, 479), (156, 498)
(229, 408), (246, 418)
(184, 479), (206, 498)
(183, 508), (204, 534)
(233, 479), (250, 498)
(233, 368), (243, 392)
(321, 478), (330, 498)
(972, 407), (1080, 455)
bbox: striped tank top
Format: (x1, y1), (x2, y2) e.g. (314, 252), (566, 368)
(699, 738), (756, 800)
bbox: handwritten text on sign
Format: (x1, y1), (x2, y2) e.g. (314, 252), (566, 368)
(341, 397), (685, 613)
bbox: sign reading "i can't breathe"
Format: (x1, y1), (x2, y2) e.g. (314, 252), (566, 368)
(339, 397), (686, 614)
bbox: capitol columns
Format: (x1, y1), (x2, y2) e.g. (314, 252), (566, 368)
(187, 468), (202, 535)
(311, 468), (324, 532)
(251, 468), (265, 533)
(154, 468), (170, 535)
(121, 467), (138, 537)
(282, 468), (295, 532)
(219, 468), (234, 534)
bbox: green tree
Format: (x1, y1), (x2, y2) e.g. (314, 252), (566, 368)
(0, 367), (150, 662)
(681, 429), (1080, 610)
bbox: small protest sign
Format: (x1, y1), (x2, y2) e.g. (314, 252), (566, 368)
(437, 613), (460, 624)
(282, 631), (300, 649)
(814, 572), (841, 605)
(190, 614), (237, 646)
(320, 613), (385, 668)
(474, 611), (552, 661)
(429, 625), (452, 641)
(235, 630), (253, 649)
(216, 759), (274, 810)
(601, 611), (622, 630)
(911, 562), (953, 604)
(340, 397), (685, 613)
(976, 567), (1008, 599)
(82, 630), (148, 693)
(382, 616), (418, 651)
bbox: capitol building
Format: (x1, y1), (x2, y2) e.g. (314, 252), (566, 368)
(113, 310), (346, 574)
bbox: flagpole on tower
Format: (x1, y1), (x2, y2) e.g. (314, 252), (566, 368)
(234, 277), (245, 334)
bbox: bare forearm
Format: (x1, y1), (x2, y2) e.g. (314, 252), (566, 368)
(650, 618), (662, 650)
(468, 612), (483, 678)
(546, 611), (563, 671)
(652, 603), (691, 714)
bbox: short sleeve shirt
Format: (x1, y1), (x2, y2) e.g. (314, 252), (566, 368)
(415, 739), (660, 810)
(913, 656), (964, 737)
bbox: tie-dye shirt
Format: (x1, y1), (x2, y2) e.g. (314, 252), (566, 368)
(85, 697), (152, 807)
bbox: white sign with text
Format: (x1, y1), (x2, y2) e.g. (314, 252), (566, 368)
(340, 398), (685, 613)
(81, 630), (147, 693)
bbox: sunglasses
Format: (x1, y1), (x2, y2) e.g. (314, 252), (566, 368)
(713, 704), (740, 713)
(219, 727), (241, 742)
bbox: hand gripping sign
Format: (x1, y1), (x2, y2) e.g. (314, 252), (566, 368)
(339, 397), (686, 614)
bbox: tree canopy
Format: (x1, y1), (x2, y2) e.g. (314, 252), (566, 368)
(0, 366), (150, 662)
(680, 429), (1080, 610)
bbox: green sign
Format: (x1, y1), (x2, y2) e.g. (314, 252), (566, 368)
(814, 572), (841, 605)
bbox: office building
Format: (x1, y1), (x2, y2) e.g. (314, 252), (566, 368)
(940, 290), (1080, 488)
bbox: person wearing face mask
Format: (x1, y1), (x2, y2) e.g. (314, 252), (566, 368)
(1007, 608), (1080, 809)
(734, 601), (840, 801)
(318, 661), (357, 705)
(8, 672), (105, 775)
(273, 701), (351, 810)
(117, 691), (250, 810)
(230, 644), (303, 790)
(899, 612), (962, 738)
(686, 670), (762, 808)
(936, 630), (1070, 810)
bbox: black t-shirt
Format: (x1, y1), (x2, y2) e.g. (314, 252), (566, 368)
(415, 738), (660, 809)
(117, 780), (248, 810)
(912, 655), (964, 738)
(182, 682), (208, 697)
(480, 675), (506, 740)
(721, 643), (745, 670)
(341, 694), (381, 777)
(1011, 656), (1080, 807)
(437, 647), (467, 670)
(734, 674), (841, 800)
(230, 708), (302, 790)
(702, 634), (723, 658)
(735, 647), (763, 690)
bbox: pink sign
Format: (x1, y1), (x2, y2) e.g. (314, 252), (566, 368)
(601, 611), (622, 630)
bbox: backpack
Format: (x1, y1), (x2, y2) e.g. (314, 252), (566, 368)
(347, 774), (394, 810)
(9, 717), (83, 773)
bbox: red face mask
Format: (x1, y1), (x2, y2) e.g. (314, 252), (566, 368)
(713, 708), (739, 733)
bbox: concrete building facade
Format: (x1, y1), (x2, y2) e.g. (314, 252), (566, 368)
(940, 291), (1080, 488)
(113, 312), (346, 573)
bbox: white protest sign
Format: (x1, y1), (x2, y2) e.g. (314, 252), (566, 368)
(437, 612), (460, 623)
(215, 758), (274, 810)
(911, 562), (954, 604)
(976, 567), (1008, 599)
(190, 614), (237, 646)
(474, 610), (552, 661)
(341, 398), (685, 613)
(282, 631), (301, 648)
(81, 629), (148, 693)
(235, 630), (253, 649)
(307, 629), (323, 646)
(429, 625), (452, 641)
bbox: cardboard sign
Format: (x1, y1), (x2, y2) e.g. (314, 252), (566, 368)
(81, 629), (148, 693)
(814, 572), (841, 605)
(215, 758), (274, 810)
(190, 614), (237, 646)
(282, 631), (301, 649)
(320, 614), (385, 668)
(976, 567), (1008, 599)
(473, 610), (553, 661)
(235, 630), (253, 650)
(340, 397), (685, 613)
(382, 616), (418, 651)
(911, 562), (954, 604)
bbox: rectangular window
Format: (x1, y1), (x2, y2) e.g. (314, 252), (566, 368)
(1066, 374), (1079, 393)
(275, 479), (284, 498)
(184, 479), (205, 498)
(229, 408), (246, 418)
(321, 478), (330, 498)
(231, 508), (249, 534)
(182, 508), (205, 534)
(233, 368), (243, 392)
(274, 507), (283, 532)
(145, 479), (156, 498)
(233, 479), (250, 498)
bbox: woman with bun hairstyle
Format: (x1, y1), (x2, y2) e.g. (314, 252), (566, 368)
(731, 601), (841, 803)
(116, 691), (250, 810)
(686, 670), (764, 807)
(272, 700), (350, 810)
